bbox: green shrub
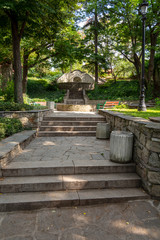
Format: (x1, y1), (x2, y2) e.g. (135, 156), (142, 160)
(0, 123), (5, 139)
(0, 118), (23, 139)
(1, 80), (14, 102)
(0, 102), (34, 111)
(155, 98), (160, 106)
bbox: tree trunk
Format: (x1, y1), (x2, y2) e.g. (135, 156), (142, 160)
(11, 16), (23, 103)
(153, 58), (160, 97)
(147, 34), (158, 85)
(133, 53), (141, 82)
(22, 51), (29, 93)
(1, 62), (12, 91)
(94, 6), (98, 84)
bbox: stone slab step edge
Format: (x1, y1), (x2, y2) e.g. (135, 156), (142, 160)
(39, 126), (97, 131)
(43, 117), (105, 121)
(0, 130), (37, 174)
(0, 173), (141, 193)
(2, 161), (136, 177)
(0, 188), (149, 212)
(38, 131), (96, 137)
(41, 121), (105, 126)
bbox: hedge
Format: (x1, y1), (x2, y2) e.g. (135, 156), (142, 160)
(0, 118), (23, 140)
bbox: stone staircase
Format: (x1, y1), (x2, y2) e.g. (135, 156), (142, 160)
(38, 115), (106, 137)
(0, 114), (149, 212)
(0, 159), (148, 211)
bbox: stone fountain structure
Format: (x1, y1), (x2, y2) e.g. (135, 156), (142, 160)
(57, 70), (94, 105)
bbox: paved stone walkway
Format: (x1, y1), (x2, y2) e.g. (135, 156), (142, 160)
(13, 137), (110, 163)
(0, 200), (160, 240)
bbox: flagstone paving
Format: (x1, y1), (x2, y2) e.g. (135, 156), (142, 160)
(12, 137), (110, 163)
(0, 200), (160, 240)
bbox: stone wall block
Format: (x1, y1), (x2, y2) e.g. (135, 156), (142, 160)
(142, 147), (150, 164)
(134, 128), (140, 139)
(148, 152), (160, 168)
(136, 163), (148, 181)
(146, 140), (160, 153)
(143, 126), (153, 138)
(151, 185), (160, 197)
(136, 147), (142, 159)
(139, 132), (147, 146)
(153, 131), (160, 139)
(148, 171), (160, 185)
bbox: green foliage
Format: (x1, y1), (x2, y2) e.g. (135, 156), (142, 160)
(0, 118), (23, 139)
(0, 102), (34, 111)
(87, 80), (153, 101)
(0, 123), (5, 139)
(155, 98), (160, 106)
(27, 76), (65, 103)
(0, 80), (14, 102)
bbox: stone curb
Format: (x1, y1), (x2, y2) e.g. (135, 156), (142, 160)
(0, 130), (37, 176)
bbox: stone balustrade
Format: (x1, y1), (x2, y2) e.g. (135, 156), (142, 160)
(99, 109), (160, 198)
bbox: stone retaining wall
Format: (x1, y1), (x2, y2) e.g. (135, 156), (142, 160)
(56, 104), (96, 112)
(0, 109), (53, 129)
(99, 110), (160, 198)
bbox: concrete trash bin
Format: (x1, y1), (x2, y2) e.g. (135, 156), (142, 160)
(47, 101), (55, 111)
(110, 131), (133, 163)
(96, 122), (110, 139)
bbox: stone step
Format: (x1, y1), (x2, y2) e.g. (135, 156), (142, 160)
(2, 160), (136, 177)
(0, 188), (149, 212)
(0, 173), (140, 193)
(39, 126), (97, 131)
(38, 131), (96, 137)
(41, 121), (102, 126)
(43, 116), (105, 121)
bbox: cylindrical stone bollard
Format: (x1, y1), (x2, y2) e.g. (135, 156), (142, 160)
(110, 131), (133, 163)
(96, 123), (111, 139)
(47, 101), (55, 111)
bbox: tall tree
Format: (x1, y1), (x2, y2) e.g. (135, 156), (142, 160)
(0, 0), (80, 103)
(146, 0), (160, 84)
(0, 14), (13, 91)
(107, 0), (160, 87)
(82, 0), (108, 83)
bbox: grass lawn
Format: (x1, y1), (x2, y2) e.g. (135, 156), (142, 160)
(110, 106), (160, 119)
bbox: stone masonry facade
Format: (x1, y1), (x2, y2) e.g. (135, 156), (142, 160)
(99, 110), (160, 198)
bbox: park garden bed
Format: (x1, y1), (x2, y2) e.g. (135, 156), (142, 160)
(99, 109), (160, 198)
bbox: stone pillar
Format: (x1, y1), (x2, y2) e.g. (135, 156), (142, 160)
(47, 101), (55, 111)
(110, 131), (133, 163)
(96, 123), (111, 139)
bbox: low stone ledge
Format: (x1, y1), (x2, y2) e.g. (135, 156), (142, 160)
(0, 130), (36, 173)
(0, 109), (53, 129)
